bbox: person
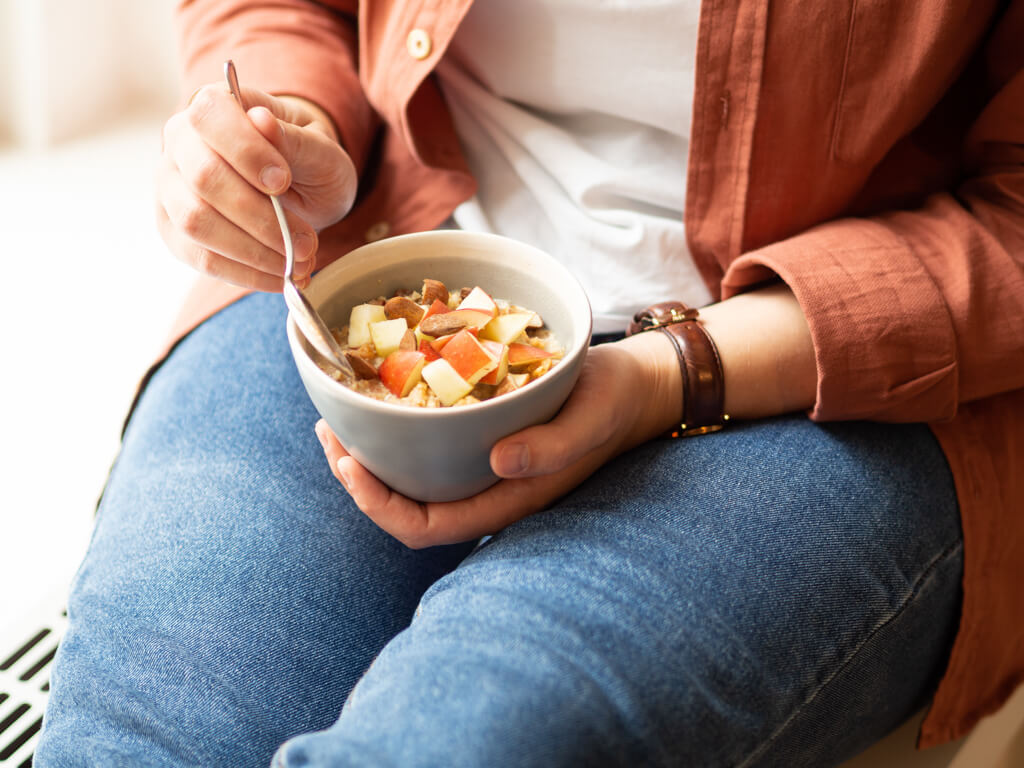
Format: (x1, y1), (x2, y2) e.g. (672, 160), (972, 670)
(36, 0), (1024, 766)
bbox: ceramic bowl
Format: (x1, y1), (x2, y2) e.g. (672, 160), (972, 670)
(287, 230), (592, 502)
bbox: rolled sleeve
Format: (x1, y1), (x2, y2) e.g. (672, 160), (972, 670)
(723, 219), (959, 423)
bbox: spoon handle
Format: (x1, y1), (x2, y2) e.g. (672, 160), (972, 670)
(223, 60), (354, 382)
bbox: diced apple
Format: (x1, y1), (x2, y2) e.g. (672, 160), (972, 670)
(370, 318), (411, 358)
(429, 333), (455, 353)
(440, 329), (498, 384)
(478, 340), (509, 385)
(421, 299), (451, 321)
(378, 350), (426, 397)
(347, 303), (387, 347)
(422, 359), (473, 406)
(450, 308), (494, 330)
(507, 342), (555, 368)
(456, 286), (499, 319)
(418, 339), (442, 362)
(480, 313), (534, 345)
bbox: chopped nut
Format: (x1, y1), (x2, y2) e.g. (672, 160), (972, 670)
(344, 352), (378, 380)
(399, 329), (417, 351)
(393, 288), (414, 298)
(384, 296), (426, 328)
(367, 297), (386, 306)
(496, 372), (530, 395)
(421, 279), (449, 307)
(419, 312), (473, 337)
(354, 343), (376, 360)
(459, 286), (473, 300)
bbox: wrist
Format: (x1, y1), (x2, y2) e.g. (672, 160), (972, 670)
(614, 331), (684, 443)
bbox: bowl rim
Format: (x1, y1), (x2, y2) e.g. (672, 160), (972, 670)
(287, 230), (593, 419)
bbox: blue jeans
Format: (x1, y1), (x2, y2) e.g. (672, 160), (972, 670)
(37, 292), (962, 767)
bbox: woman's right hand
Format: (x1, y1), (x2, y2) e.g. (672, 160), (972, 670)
(156, 83), (357, 291)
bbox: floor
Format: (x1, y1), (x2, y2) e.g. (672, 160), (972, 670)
(0, 117), (195, 632)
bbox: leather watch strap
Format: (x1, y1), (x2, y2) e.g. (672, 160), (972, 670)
(627, 301), (728, 437)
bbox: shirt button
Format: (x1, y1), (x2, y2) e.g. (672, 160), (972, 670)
(365, 221), (391, 242)
(406, 28), (432, 60)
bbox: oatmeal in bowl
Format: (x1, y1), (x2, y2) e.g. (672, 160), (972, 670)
(324, 278), (564, 408)
(287, 230), (592, 502)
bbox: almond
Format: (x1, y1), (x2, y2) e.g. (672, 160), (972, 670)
(384, 296), (425, 328)
(344, 351), (378, 380)
(420, 312), (473, 337)
(399, 329), (417, 351)
(421, 279), (449, 307)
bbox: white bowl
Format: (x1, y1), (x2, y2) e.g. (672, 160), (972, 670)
(287, 230), (592, 502)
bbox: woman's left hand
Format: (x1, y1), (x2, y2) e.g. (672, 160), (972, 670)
(315, 333), (682, 548)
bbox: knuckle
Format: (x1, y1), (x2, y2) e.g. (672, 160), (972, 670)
(546, 436), (575, 469)
(177, 199), (210, 239)
(192, 247), (213, 274)
(190, 153), (223, 192)
(192, 248), (222, 279)
(187, 86), (220, 129)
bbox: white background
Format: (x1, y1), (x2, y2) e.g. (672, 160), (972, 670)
(0, 0), (195, 628)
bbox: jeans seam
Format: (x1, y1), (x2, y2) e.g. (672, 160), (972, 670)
(735, 537), (963, 768)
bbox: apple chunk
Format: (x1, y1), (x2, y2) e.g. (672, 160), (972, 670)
(378, 350), (426, 397)
(421, 299), (451, 322)
(440, 329), (498, 384)
(347, 303), (387, 347)
(418, 338), (442, 362)
(421, 359), (473, 406)
(478, 340), (509, 385)
(369, 318), (410, 357)
(456, 286), (499, 319)
(480, 313), (533, 345)
(507, 342), (555, 368)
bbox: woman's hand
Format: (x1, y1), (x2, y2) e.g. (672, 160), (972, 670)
(314, 332), (683, 548)
(156, 83), (357, 291)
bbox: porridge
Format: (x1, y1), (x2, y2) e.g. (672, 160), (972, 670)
(324, 278), (563, 407)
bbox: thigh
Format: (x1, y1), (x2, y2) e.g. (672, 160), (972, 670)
(273, 416), (962, 767)
(36, 293), (475, 768)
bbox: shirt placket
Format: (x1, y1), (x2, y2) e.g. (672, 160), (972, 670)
(685, 0), (769, 299)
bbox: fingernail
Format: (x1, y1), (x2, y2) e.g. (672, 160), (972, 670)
(314, 420), (327, 449)
(495, 443), (529, 476)
(259, 164), (287, 192)
(336, 460), (352, 490)
(293, 232), (316, 264)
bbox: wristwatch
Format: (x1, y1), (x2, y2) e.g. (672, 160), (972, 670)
(626, 301), (729, 437)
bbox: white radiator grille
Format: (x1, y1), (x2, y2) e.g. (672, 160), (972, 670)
(0, 609), (66, 767)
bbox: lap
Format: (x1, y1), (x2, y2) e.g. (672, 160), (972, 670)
(278, 418), (962, 767)
(38, 293), (963, 768)
(37, 293), (476, 766)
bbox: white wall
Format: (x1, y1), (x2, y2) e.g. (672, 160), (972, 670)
(0, 0), (180, 149)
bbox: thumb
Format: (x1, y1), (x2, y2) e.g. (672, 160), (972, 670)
(489, 390), (619, 479)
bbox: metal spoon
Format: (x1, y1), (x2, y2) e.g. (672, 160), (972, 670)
(224, 59), (354, 382)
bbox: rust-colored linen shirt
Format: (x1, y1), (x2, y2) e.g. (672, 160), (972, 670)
(171, 0), (1024, 748)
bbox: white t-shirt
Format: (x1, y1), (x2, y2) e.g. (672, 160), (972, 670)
(435, 0), (709, 333)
